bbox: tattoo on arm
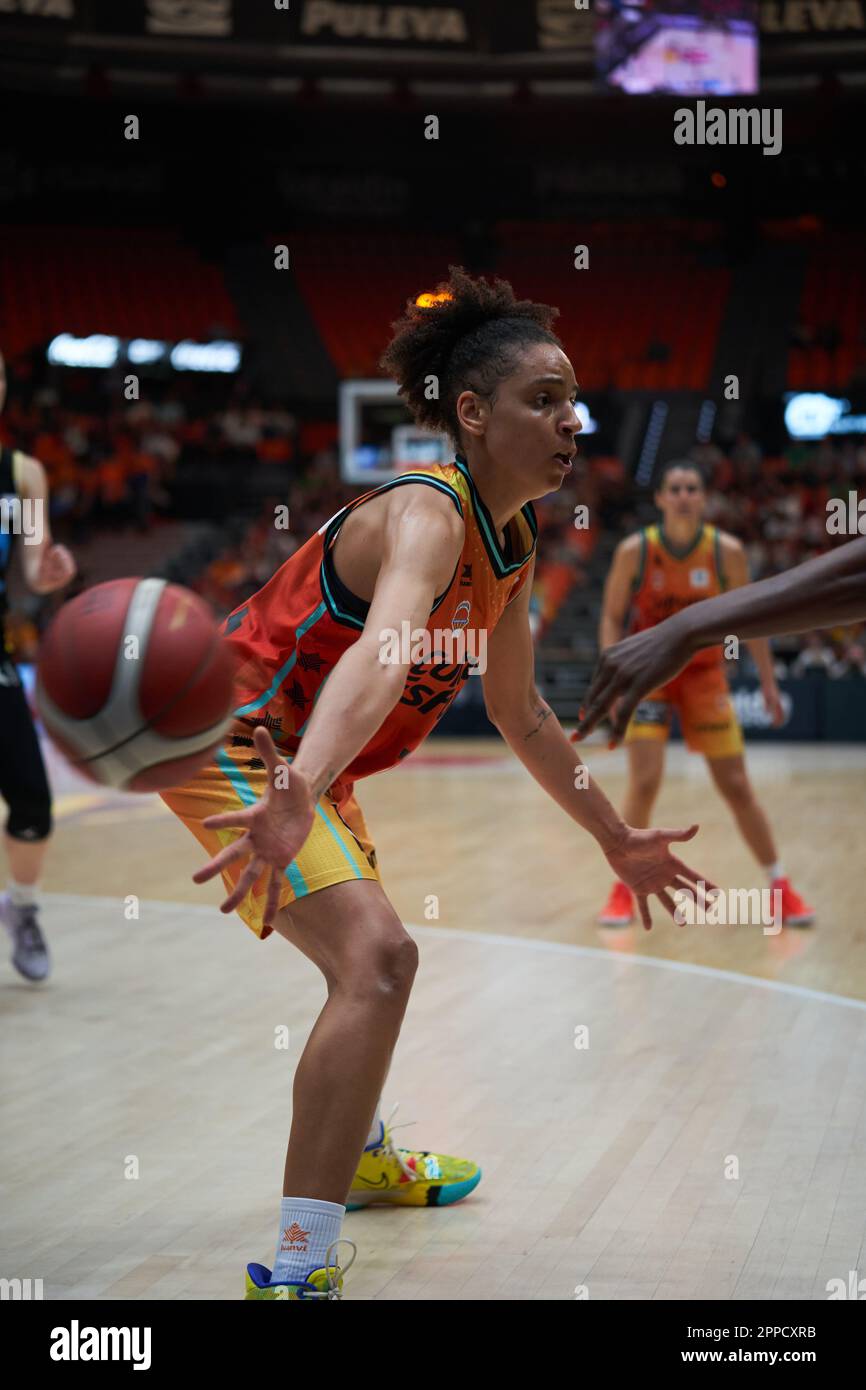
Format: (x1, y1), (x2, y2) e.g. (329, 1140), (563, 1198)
(523, 702), (552, 742)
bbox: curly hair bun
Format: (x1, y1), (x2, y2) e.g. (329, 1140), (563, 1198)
(380, 265), (561, 442)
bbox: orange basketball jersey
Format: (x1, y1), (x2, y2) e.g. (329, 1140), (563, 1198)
(221, 453), (536, 795)
(629, 522), (727, 669)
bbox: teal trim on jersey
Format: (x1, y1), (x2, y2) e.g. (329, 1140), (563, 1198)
(216, 747), (257, 807)
(327, 474), (463, 531)
(453, 453), (535, 577)
(312, 800), (364, 880)
(224, 605), (248, 636)
(713, 527), (728, 591)
(319, 555), (365, 631)
(232, 601), (328, 717)
(285, 859), (310, 897)
(216, 746), (309, 898)
(296, 670), (331, 735)
(657, 522), (705, 562)
(318, 472), (464, 630)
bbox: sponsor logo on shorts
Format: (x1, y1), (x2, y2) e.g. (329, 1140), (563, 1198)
(632, 699), (670, 726)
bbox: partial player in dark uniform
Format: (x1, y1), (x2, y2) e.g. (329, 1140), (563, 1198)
(0, 350), (77, 980)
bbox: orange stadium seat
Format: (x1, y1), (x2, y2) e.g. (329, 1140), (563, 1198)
(0, 226), (240, 356)
(788, 230), (866, 390)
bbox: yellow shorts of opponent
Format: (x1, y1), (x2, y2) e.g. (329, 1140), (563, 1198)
(625, 661), (744, 759)
(160, 738), (380, 941)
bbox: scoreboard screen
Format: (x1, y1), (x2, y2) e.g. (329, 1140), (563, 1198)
(596, 0), (758, 95)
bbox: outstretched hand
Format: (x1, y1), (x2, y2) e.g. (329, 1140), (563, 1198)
(602, 822), (719, 930)
(572, 622), (693, 746)
(192, 727), (316, 929)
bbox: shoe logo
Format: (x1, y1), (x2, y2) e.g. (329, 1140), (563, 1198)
(357, 1172), (390, 1189)
(280, 1221), (310, 1252)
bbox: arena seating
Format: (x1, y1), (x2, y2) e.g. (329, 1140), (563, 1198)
(0, 226), (240, 358)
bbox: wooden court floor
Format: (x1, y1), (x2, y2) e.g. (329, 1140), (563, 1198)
(2, 737), (865, 1300)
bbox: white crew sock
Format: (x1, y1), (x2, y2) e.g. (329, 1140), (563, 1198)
(7, 879), (39, 908)
(764, 862), (784, 883)
(365, 1108), (384, 1150)
(271, 1196), (345, 1285)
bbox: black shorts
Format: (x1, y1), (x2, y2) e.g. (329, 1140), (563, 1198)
(0, 654), (52, 836)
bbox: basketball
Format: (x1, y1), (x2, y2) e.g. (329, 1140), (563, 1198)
(35, 578), (236, 793)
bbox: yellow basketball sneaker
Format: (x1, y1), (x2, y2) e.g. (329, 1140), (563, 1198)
(244, 1238), (356, 1300)
(347, 1103), (481, 1211)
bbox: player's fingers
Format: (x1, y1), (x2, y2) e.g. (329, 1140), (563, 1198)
(202, 809), (252, 832)
(253, 725), (285, 775)
(636, 894), (652, 931)
(658, 823), (699, 845)
(262, 866), (283, 929)
(220, 856), (263, 914)
(656, 888), (677, 922)
(672, 863), (721, 899)
(573, 673), (617, 738)
(609, 691), (640, 743)
(192, 834), (249, 884)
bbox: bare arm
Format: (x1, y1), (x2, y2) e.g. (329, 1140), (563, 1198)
(721, 537), (777, 689)
(484, 555), (627, 852)
(14, 453), (76, 595)
(577, 535), (866, 744)
(599, 534), (640, 651)
(483, 555), (717, 929)
(193, 486), (464, 923)
(291, 488), (464, 799)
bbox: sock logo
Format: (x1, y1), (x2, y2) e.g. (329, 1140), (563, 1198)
(280, 1222), (310, 1253)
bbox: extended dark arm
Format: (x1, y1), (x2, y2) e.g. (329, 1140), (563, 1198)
(575, 536), (866, 744)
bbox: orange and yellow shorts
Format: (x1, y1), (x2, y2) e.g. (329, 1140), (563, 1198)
(625, 662), (744, 760)
(160, 738), (380, 940)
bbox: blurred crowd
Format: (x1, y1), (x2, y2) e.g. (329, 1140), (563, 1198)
(0, 369), (299, 540)
(1, 363), (864, 676)
(694, 431), (866, 676)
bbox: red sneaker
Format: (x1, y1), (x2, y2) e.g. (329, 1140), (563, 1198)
(597, 881), (635, 926)
(771, 877), (815, 926)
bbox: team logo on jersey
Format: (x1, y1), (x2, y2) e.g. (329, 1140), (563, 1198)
(460, 563), (472, 587)
(689, 568), (711, 589)
(451, 600), (471, 629)
(651, 570), (665, 590)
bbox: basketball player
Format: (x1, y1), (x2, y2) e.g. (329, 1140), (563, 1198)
(160, 269), (717, 1300)
(576, 534), (866, 738)
(0, 350), (77, 980)
(594, 459), (813, 929)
